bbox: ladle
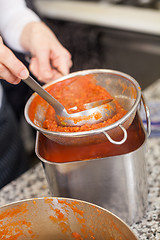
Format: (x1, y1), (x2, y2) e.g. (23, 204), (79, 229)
(23, 75), (116, 127)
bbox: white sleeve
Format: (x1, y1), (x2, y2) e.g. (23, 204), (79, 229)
(0, 0), (40, 52)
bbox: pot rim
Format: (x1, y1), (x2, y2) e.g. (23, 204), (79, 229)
(35, 128), (147, 166)
(24, 69), (141, 137)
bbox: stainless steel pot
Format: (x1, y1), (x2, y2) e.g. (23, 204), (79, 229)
(0, 197), (138, 239)
(35, 112), (150, 225)
(25, 69), (145, 146)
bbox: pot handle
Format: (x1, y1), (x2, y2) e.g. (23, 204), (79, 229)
(103, 125), (127, 145)
(141, 93), (151, 137)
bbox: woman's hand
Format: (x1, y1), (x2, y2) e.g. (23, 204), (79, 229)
(0, 36), (29, 84)
(20, 22), (72, 83)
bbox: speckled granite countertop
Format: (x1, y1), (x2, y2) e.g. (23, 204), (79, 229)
(0, 79), (160, 240)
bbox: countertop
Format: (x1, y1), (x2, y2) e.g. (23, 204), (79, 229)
(34, 0), (160, 36)
(0, 79), (160, 239)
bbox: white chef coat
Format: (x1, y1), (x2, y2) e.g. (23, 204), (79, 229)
(0, 0), (40, 109)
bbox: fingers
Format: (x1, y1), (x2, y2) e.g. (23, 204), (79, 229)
(29, 57), (39, 78)
(0, 63), (20, 84)
(0, 37), (29, 84)
(51, 49), (72, 76)
(29, 55), (52, 83)
(29, 56), (62, 83)
(35, 49), (53, 81)
(29, 49), (72, 83)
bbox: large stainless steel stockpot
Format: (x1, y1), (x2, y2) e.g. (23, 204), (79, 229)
(25, 69), (146, 146)
(36, 112), (150, 225)
(0, 197), (138, 239)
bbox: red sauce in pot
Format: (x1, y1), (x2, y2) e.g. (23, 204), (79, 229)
(38, 113), (145, 163)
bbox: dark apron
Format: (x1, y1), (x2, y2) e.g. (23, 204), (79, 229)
(0, 91), (29, 189)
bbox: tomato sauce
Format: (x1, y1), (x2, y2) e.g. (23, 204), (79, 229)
(29, 74), (127, 132)
(38, 113), (145, 163)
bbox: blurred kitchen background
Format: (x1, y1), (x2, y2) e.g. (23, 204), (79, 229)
(3, 0), (160, 165)
(29, 0), (160, 90)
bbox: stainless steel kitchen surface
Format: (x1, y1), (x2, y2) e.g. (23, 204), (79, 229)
(33, 0), (160, 90)
(35, 0), (160, 9)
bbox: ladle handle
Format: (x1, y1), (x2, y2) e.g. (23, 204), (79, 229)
(22, 76), (65, 113)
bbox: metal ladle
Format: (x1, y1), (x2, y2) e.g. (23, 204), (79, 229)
(23, 75), (116, 127)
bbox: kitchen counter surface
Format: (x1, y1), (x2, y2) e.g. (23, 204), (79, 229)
(0, 79), (160, 239)
(34, 0), (160, 36)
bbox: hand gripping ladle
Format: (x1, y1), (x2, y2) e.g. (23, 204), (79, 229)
(23, 75), (116, 127)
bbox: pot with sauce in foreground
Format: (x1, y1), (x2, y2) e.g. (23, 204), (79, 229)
(0, 197), (139, 240)
(25, 69), (145, 146)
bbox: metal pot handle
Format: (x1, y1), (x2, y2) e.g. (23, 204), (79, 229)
(103, 125), (127, 145)
(141, 93), (151, 137)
